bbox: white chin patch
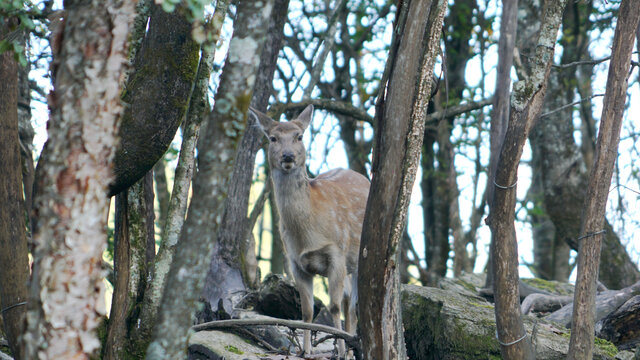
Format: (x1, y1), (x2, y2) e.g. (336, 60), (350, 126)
(282, 162), (294, 170)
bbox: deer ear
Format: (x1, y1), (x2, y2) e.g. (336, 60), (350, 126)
(292, 104), (313, 131)
(249, 107), (276, 136)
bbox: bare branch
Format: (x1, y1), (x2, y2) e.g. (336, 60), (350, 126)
(424, 98), (493, 124)
(539, 93), (605, 118)
(192, 317), (360, 353)
(269, 99), (373, 123)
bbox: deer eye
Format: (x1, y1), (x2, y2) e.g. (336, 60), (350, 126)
(269, 136), (277, 142)
(297, 134), (303, 141)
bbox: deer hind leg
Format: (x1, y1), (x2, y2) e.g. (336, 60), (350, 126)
(327, 257), (347, 357)
(293, 267), (314, 356)
(342, 274), (357, 359)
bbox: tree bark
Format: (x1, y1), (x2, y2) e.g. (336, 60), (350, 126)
(108, 3), (200, 196)
(358, 0), (446, 358)
(104, 172), (155, 360)
(201, 0), (290, 314)
(0, 18), (29, 360)
(23, 1), (136, 358)
(145, 1), (274, 358)
(568, 1), (640, 358)
(153, 160), (170, 236)
(490, 0), (568, 359)
(484, 0), (519, 290)
(131, 0), (228, 351)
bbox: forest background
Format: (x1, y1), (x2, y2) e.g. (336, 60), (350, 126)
(2, 0), (640, 358)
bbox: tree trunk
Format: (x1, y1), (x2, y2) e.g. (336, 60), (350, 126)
(108, 3), (200, 196)
(104, 172), (155, 360)
(490, 0), (568, 358)
(153, 160), (170, 237)
(484, 0), (519, 291)
(358, 0), (447, 358)
(145, 2), (274, 358)
(0, 18), (29, 360)
(130, 1), (228, 351)
(269, 190), (286, 275)
(23, 1), (136, 358)
(568, 1), (640, 357)
(201, 0), (290, 314)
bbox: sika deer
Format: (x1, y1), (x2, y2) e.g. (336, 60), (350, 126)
(249, 105), (369, 357)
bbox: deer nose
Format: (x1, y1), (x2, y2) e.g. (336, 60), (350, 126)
(282, 152), (295, 163)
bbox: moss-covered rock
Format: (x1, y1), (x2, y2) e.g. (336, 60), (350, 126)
(401, 283), (621, 360)
(188, 330), (265, 360)
(522, 278), (575, 296)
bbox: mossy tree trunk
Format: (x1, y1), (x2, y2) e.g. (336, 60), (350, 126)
(23, 0), (137, 357)
(358, 0), (447, 358)
(108, 3), (200, 196)
(104, 172), (155, 360)
(145, 1), (274, 358)
(126, 1), (229, 354)
(568, 1), (640, 357)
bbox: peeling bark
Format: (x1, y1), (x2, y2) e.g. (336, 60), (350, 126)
(23, 0), (136, 358)
(358, 0), (447, 358)
(145, 1), (274, 358)
(568, 1), (640, 358)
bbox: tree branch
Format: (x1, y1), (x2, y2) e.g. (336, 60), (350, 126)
(269, 99), (373, 123)
(425, 98), (493, 124)
(192, 317), (361, 355)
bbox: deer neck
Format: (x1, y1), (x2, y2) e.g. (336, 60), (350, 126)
(271, 167), (312, 219)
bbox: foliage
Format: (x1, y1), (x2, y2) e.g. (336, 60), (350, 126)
(0, 0), (41, 66)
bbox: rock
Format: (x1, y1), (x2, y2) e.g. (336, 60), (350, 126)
(188, 330), (268, 360)
(546, 281), (640, 328)
(597, 295), (640, 350)
(401, 284), (620, 359)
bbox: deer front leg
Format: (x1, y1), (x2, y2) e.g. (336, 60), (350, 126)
(294, 269), (314, 356)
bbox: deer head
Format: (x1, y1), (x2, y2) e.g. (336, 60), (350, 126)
(250, 105), (313, 173)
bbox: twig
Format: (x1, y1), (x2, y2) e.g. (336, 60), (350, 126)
(424, 98), (493, 124)
(539, 94), (604, 118)
(552, 56), (611, 69)
(269, 99), (373, 123)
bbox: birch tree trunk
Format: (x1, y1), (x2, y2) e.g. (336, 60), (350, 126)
(145, 1), (274, 358)
(490, 0), (567, 359)
(357, 0), (446, 358)
(22, 0), (136, 358)
(568, 1), (640, 357)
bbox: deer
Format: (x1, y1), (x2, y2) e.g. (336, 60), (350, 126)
(249, 105), (370, 358)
